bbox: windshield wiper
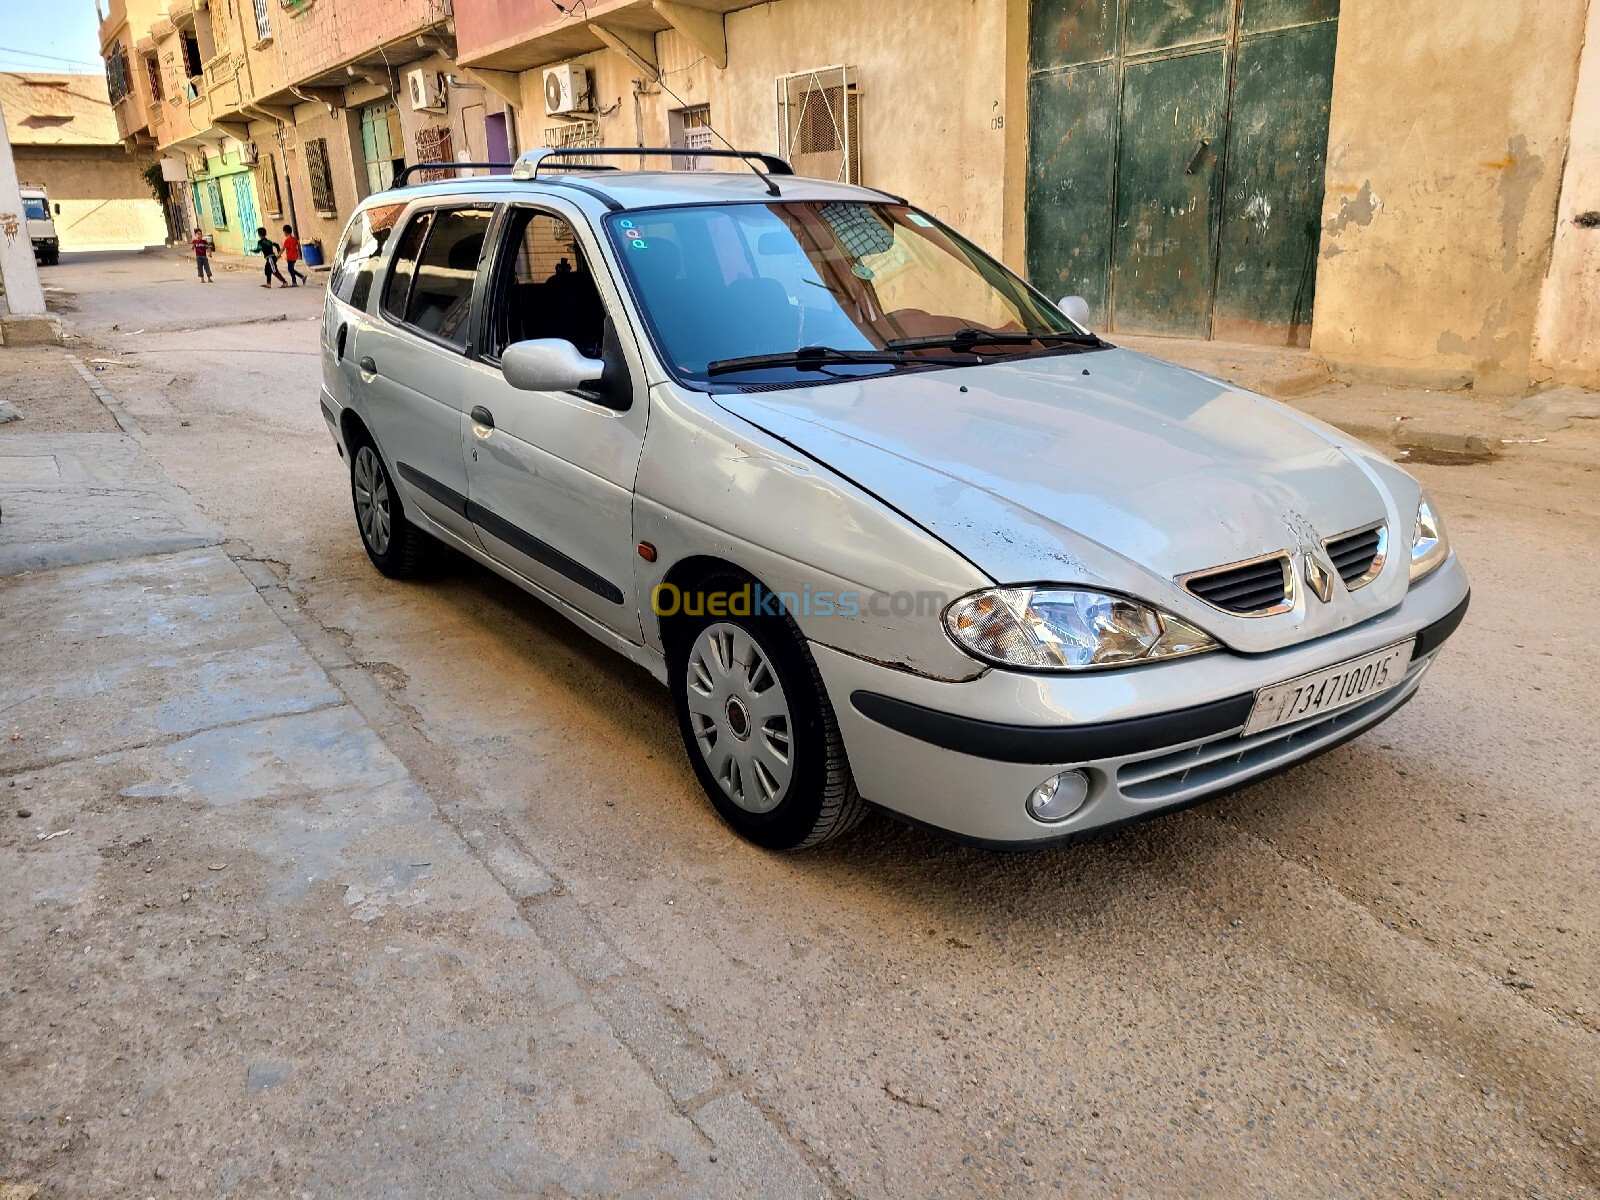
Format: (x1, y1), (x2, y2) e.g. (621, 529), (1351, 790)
(884, 327), (1102, 352)
(705, 345), (940, 377)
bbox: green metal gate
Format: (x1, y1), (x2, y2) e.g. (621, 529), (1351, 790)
(1026, 0), (1339, 344)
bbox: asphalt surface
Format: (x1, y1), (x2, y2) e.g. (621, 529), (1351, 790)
(9, 249), (1600, 1198)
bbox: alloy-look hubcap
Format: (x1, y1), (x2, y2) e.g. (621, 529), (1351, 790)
(352, 446), (392, 555)
(685, 622), (794, 814)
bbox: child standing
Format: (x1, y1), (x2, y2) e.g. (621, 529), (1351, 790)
(191, 230), (214, 282)
(281, 224), (306, 287)
(254, 226), (290, 288)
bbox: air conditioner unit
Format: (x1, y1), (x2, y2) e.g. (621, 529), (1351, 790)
(543, 64), (591, 116)
(406, 67), (446, 113)
(238, 140), (259, 165)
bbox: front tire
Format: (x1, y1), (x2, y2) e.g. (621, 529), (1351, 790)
(668, 586), (866, 850)
(349, 439), (434, 578)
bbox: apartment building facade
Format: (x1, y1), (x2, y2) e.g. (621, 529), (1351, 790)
(103, 0), (1597, 391)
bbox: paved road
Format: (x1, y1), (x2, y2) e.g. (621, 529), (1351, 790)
(11, 249), (1600, 1198)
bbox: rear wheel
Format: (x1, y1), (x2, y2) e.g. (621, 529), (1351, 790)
(668, 584), (866, 849)
(349, 440), (434, 578)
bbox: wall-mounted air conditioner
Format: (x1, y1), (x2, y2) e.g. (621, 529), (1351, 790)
(543, 64), (591, 116)
(406, 67), (446, 113)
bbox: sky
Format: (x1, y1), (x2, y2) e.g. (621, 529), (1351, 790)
(0, 0), (107, 75)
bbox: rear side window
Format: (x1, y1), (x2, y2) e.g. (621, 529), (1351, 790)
(402, 207), (493, 348)
(330, 203), (404, 310)
(381, 212), (433, 321)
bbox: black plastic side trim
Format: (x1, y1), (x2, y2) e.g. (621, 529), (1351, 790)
(466, 503), (624, 604)
(1414, 589), (1470, 658)
(394, 461), (623, 604)
(850, 690), (1256, 765)
(395, 461), (469, 517)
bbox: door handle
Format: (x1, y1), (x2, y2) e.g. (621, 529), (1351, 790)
(470, 405), (495, 429)
(1185, 137), (1212, 176)
(359, 355), (377, 374)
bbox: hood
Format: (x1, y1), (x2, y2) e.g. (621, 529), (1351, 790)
(715, 349), (1417, 652)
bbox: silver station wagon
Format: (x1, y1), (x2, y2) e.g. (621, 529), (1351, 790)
(320, 147), (1469, 850)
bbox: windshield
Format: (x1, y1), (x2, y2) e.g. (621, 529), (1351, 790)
(605, 202), (1086, 385)
(22, 197), (49, 221)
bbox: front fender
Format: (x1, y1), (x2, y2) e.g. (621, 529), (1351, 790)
(634, 385), (992, 681)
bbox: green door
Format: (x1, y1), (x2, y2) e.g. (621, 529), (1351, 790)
(1027, 0), (1339, 344)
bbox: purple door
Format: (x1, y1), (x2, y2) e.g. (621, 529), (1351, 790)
(485, 113), (510, 174)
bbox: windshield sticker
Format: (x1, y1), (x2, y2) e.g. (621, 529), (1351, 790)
(618, 218), (648, 249)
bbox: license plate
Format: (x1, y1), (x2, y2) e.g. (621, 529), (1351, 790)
(1243, 640), (1413, 737)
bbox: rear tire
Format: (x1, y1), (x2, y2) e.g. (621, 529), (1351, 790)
(667, 575), (866, 850)
(348, 438), (435, 578)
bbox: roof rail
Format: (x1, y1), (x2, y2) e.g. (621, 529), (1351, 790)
(511, 147), (794, 195)
(392, 161), (512, 187)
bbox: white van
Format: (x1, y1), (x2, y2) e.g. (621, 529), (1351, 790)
(21, 187), (59, 265)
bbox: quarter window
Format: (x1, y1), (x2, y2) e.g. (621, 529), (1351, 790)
(330, 202), (404, 309)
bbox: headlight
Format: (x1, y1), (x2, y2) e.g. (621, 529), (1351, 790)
(1409, 494), (1450, 581)
(944, 587), (1218, 671)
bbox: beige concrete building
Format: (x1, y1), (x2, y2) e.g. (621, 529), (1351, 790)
(0, 73), (167, 252)
(452, 0), (1597, 395)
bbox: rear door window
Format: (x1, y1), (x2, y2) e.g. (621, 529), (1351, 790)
(381, 211), (433, 322)
(402, 207), (494, 348)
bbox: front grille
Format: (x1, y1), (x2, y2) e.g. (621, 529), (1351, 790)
(1183, 555), (1290, 614)
(1116, 658), (1429, 802)
(1326, 524), (1385, 590)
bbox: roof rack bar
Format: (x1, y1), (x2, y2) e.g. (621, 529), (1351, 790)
(511, 147), (794, 194)
(393, 161), (512, 187)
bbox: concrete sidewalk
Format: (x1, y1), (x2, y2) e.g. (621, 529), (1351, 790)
(0, 364), (832, 1198)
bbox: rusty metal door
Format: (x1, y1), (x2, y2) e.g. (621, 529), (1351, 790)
(1027, 0), (1339, 344)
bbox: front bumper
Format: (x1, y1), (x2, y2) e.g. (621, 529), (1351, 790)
(815, 556), (1469, 847)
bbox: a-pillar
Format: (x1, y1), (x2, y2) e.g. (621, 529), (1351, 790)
(0, 92), (61, 347)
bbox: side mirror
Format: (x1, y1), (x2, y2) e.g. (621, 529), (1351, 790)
(500, 338), (605, 393)
(1058, 295), (1091, 329)
(53, 203), (61, 215)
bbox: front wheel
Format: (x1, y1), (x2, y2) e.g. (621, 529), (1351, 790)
(669, 597), (865, 850)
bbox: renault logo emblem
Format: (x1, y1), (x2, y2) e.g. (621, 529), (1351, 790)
(1304, 554), (1335, 604)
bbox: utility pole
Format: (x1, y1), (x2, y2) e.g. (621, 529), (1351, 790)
(0, 92), (61, 346)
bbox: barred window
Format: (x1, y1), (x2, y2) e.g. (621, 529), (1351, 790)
(306, 137), (336, 216)
(144, 54), (163, 102)
(252, 0), (273, 40)
(106, 40), (132, 104)
(257, 151), (282, 217)
(412, 125), (454, 183)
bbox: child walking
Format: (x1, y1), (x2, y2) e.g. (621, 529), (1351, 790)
(281, 224), (306, 287)
(254, 226), (290, 288)
(191, 230), (214, 282)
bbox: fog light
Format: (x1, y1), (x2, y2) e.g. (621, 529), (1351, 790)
(1026, 770), (1090, 824)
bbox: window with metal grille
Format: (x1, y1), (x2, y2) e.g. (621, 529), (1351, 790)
(204, 177), (227, 228)
(543, 121), (600, 167)
(144, 54), (163, 102)
(305, 137), (336, 216)
(669, 105), (714, 171)
(776, 67), (861, 184)
(257, 152), (282, 217)
(252, 0), (272, 40)
(106, 41), (132, 103)
(412, 125), (454, 183)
